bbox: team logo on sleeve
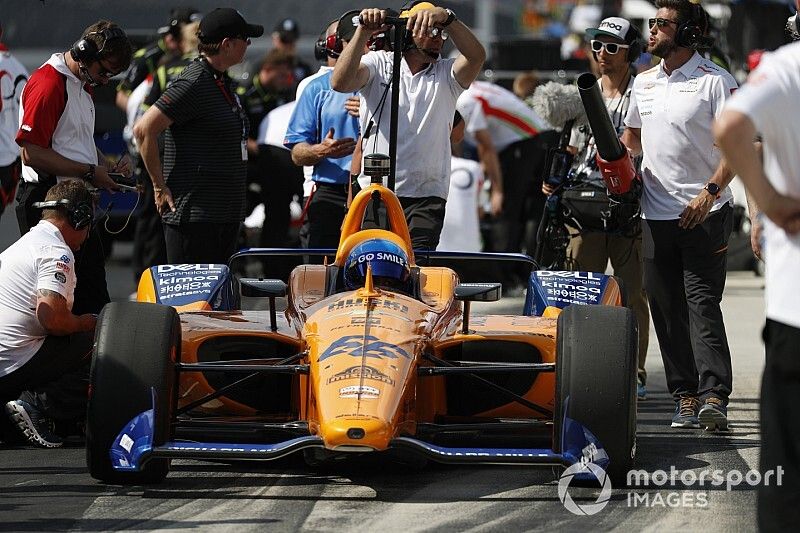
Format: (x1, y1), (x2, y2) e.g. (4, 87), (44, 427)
(59, 255), (71, 263)
(54, 272), (67, 283)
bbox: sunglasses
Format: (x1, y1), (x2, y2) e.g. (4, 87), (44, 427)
(648, 17), (679, 29)
(97, 60), (123, 79)
(590, 40), (630, 55)
(427, 27), (449, 40)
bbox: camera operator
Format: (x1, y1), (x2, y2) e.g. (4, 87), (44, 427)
(15, 20), (133, 316)
(714, 6), (800, 525)
(542, 17), (651, 400)
(621, 0), (738, 430)
(332, 1), (485, 250)
(0, 180), (97, 448)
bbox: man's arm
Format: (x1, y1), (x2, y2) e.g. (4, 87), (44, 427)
(620, 127), (642, 156)
(331, 10), (377, 93)
(133, 105), (175, 214)
(444, 17), (486, 89)
(714, 109), (800, 235)
(290, 128), (356, 167)
(678, 156), (735, 230)
(36, 289), (96, 336)
(115, 90), (129, 112)
(473, 129), (503, 215)
(19, 142), (119, 191)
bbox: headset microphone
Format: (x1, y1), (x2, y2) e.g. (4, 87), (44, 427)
(787, 13), (800, 41)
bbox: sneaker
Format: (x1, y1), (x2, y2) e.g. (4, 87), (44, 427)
(671, 396), (700, 428)
(637, 378), (647, 400)
(699, 397), (729, 431)
(4, 400), (64, 448)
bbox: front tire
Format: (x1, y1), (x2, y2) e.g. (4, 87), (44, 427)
(86, 302), (179, 484)
(554, 304), (637, 483)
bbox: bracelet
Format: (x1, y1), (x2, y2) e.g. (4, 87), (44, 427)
(443, 8), (457, 27)
(83, 163), (95, 182)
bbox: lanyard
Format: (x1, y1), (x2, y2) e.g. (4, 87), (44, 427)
(214, 77), (247, 141)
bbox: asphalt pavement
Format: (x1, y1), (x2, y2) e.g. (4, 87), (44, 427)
(0, 203), (769, 531)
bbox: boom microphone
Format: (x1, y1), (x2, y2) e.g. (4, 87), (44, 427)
(530, 81), (587, 130)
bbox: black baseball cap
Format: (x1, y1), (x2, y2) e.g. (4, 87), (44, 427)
(158, 7), (202, 36)
(274, 18), (299, 43)
(198, 8), (264, 44)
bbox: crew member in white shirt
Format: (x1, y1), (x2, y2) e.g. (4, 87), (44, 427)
(332, 1), (485, 250)
(0, 180), (97, 448)
(714, 12), (800, 525)
(622, 0), (738, 431)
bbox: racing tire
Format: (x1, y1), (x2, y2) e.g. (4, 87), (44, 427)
(554, 304), (637, 484)
(86, 302), (179, 484)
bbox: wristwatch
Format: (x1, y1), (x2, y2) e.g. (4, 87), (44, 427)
(704, 182), (721, 198)
(83, 163), (95, 183)
(443, 8), (457, 27)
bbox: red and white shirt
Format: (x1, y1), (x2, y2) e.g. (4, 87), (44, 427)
(16, 53), (98, 183)
(0, 220), (77, 376)
(457, 80), (548, 153)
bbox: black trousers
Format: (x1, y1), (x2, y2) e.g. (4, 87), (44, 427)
(132, 171), (166, 283)
(300, 182), (349, 252)
(0, 332), (94, 421)
(15, 180), (111, 315)
(758, 319), (800, 531)
(163, 222), (240, 264)
(399, 196), (447, 251)
(642, 204), (733, 402)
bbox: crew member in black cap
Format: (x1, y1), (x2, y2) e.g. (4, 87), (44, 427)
(272, 17), (312, 100)
(115, 6), (201, 111)
(135, 8), (264, 264)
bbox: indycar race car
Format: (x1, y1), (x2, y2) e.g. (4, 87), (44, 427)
(85, 182), (638, 486)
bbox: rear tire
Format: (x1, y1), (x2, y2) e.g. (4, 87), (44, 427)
(554, 304), (637, 483)
(86, 302), (179, 484)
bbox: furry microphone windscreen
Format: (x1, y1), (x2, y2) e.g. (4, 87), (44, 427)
(530, 81), (587, 130)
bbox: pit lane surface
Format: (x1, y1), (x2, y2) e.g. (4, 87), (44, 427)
(0, 251), (765, 532)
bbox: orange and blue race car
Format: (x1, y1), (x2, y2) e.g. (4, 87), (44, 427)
(85, 182), (637, 486)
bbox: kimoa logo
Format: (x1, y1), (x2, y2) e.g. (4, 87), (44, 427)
(600, 21), (624, 31)
(558, 463), (613, 516)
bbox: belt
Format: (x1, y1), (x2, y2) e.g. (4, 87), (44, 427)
(315, 181), (349, 191)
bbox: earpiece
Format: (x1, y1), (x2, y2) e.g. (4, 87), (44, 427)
(675, 5), (712, 50)
(69, 27), (126, 65)
(33, 199), (94, 230)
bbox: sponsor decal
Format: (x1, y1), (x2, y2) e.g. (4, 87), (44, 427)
(327, 298), (408, 313)
(318, 335), (410, 362)
(119, 433), (134, 453)
(339, 385), (380, 398)
(327, 365), (395, 385)
(351, 316), (382, 326)
(21, 124), (32, 132)
(59, 255), (71, 264)
(599, 20), (623, 31)
(56, 261), (71, 273)
(354, 251), (408, 267)
(54, 272), (67, 283)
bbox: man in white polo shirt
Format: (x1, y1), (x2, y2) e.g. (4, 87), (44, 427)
(714, 10), (800, 525)
(332, 2), (485, 250)
(622, 0), (738, 431)
(0, 180), (97, 448)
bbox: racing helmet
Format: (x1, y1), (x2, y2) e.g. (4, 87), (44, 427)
(344, 238), (412, 293)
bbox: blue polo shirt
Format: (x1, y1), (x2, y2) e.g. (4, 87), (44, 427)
(283, 72), (359, 185)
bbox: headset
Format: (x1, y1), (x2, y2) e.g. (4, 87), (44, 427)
(625, 25), (643, 64)
(33, 199), (94, 230)
(675, 4), (713, 50)
(70, 26), (126, 65)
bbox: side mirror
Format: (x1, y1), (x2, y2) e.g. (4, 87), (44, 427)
(454, 283), (501, 334)
(240, 278), (287, 331)
(240, 278), (287, 298)
(455, 282), (502, 302)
